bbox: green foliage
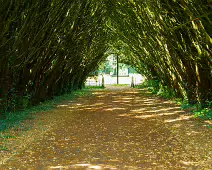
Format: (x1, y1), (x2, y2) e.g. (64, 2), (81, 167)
(0, 0), (109, 114)
(194, 108), (212, 120)
(0, 0), (211, 118)
(181, 100), (212, 119)
(0, 133), (16, 139)
(137, 80), (175, 99)
(139, 80), (212, 122)
(84, 86), (105, 89)
(136, 80), (158, 93)
(106, 0), (212, 105)
(0, 89), (91, 132)
(193, 101), (212, 120)
(0, 145), (8, 151)
(112, 84), (129, 87)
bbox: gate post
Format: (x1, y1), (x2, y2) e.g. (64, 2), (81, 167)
(131, 76), (135, 88)
(102, 75), (105, 88)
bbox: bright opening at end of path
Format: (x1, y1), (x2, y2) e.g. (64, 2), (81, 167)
(86, 55), (144, 86)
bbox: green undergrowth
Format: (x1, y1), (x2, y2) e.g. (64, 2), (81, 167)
(136, 80), (212, 125)
(180, 101), (212, 122)
(136, 80), (176, 99)
(0, 89), (93, 132)
(84, 85), (105, 89)
(112, 84), (130, 87)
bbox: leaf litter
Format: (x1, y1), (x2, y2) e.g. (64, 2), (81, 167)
(0, 86), (211, 169)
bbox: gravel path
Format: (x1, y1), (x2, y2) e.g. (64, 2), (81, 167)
(0, 87), (211, 169)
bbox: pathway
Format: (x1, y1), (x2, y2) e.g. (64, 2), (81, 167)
(0, 86), (211, 169)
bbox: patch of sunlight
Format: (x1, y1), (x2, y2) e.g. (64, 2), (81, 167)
(97, 96), (105, 98)
(84, 107), (93, 110)
(112, 100), (131, 103)
(144, 110), (157, 113)
(49, 165), (67, 169)
(162, 101), (173, 104)
(119, 113), (132, 117)
(144, 98), (157, 101)
(49, 164), (107, 170)
(164, 115), (193, 123)
(104, 107), (126, 111)
(90, 103), (104, 106)
(121, 101), (131, 103)
(68, 106), (75, 109)
(88, 165), (102, 169)
(57, 104), (68, 107)
(204, 120), (212, 125)
(179, 160), (198, 166)
(74, 163), (92, 167)
(122, 97), (133, 100)
(93, 92), (104, 95)
(162, 108), (182, 111)
(133, 99), (146, 102)
(123, 91), (139, 94)
(112, 101), (122, 103)
(130, 108), (148, 113)
(172, 124), (182, 128)
(170, 106), (181, 109)
(134, 114), (158, 119)
(158, 112), (181, 116)
(155, 108), (170, 111)
(186, 131), (200, 135)
(142, 103), (155, 106)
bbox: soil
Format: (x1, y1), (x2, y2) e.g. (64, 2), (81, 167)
(0, 86), (211, 169)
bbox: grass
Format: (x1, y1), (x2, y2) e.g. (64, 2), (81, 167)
(0, 88), (94, 132)
(112, 84), (130, 86)
(84, 85), (105, 89)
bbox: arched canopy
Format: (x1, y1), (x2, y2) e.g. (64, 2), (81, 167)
(0, 0), (211, 113)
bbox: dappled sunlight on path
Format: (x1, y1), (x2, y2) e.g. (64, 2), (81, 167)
(0, 87), (211, 169)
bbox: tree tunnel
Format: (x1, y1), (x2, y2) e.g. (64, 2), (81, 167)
(0, 0), (211, 115)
